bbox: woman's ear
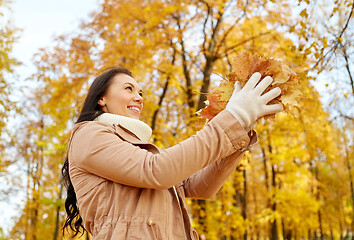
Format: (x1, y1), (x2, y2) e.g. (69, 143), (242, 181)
(98, 98), (106, 107)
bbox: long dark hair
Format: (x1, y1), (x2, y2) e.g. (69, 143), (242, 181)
(61, 66), (133, 237)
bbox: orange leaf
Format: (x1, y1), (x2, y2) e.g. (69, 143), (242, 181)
(198, 51), (301, 122)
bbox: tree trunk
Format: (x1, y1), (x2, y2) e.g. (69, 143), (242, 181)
(271, 164), (278, 240)
(268, 133), (278, 240)
(282, 219), (292, 240)
(261, 148), (270, 192)
(261, 146), (272, 240)
(344, 137), (354, 235)
(175, 17), (194, 112)
(197, 8), (224, 111)
(196, 199), (207, 235)
(243, 169), (247, 240)
(317, 210), (323, 240)
(197, 55), (215, 111)
(308, 228), (314, 240)
(252, 180), (260, 240)
(53, 178), (63, 240)
(30, 119), (44, 240)
(339, 216), (343, 239)
(330, 222), (334, 240)
(314, 165), (323, 240)
(25, 151), (31, 239)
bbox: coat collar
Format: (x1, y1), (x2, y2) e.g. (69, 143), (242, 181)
(113, 123), (160, 153)
(94, 113), (152, 142)
(113, 123), (149, 144)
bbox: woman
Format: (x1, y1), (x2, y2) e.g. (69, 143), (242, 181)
(62, 66), (282, 239)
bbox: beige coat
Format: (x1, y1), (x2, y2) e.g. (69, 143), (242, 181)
(68, 110), (257, 240)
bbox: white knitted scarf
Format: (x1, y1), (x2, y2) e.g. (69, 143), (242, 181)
(94, 113), (152, 142)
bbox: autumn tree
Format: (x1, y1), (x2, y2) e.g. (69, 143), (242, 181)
(5, 0), (354, 239)
(0, 0), (20, 175)
(0, 2), (21, 236)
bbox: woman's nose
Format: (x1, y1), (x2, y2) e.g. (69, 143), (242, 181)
(134, 93), (143, 103)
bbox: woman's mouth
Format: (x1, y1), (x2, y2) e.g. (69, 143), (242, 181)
(128, 106), (140, 115)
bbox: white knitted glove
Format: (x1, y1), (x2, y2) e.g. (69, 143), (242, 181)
(227, 80), (256, 132)
(226, 72), (283, 130)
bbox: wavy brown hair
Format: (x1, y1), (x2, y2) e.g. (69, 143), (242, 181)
(61, 66), (132, 238)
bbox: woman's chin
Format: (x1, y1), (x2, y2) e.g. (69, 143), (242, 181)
(127, 113), (140, 120)
(126, 110), (140, 119)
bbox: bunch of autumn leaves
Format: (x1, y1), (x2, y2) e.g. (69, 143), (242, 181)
(198, 51), (301, 123)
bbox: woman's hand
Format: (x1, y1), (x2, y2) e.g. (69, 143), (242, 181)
(225, 72), (283, 130)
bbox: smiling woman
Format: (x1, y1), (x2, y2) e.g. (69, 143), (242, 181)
(98, 74), (143, 119)
(61, 66), (281, 239)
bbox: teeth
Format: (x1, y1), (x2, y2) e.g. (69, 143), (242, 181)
(128, 107), (140, 113)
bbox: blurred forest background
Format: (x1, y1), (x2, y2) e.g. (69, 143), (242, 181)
(0, 0), (353, 239)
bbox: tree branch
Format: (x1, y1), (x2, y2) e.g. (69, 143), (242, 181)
(218, 31), (273, 58)
(197, 7), (225, 111)
(214, 0), (249, 54)
(176, 15), (195, 110)
(201, 0), (211, 56)
(151, 46), (176, 132)
(311, 0), (354, 70)
(341, 44), (354, 96)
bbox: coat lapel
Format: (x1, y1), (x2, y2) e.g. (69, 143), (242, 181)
(113, 123), (160, 153)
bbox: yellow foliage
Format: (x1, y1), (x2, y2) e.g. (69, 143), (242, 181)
(4, 0), (353, 239)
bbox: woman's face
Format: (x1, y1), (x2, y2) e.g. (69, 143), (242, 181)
(98, 74), (143, 119)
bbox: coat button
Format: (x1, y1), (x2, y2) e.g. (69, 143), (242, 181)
(147, 219), (154, 226)
(241, 140), (246, 147)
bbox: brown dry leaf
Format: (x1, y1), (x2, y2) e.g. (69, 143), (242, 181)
(198, 51), (301, 122)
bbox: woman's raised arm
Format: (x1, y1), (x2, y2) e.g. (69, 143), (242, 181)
(69, 110), (251, 189)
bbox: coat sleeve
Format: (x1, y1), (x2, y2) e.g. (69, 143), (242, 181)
(182, 131), (257, 199)
(182, 151), (244, 199)
(69, 110), (252, 190)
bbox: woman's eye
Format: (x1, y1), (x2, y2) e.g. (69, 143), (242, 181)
(126, 86), (133, 91)
(139, 92), (143, 97)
